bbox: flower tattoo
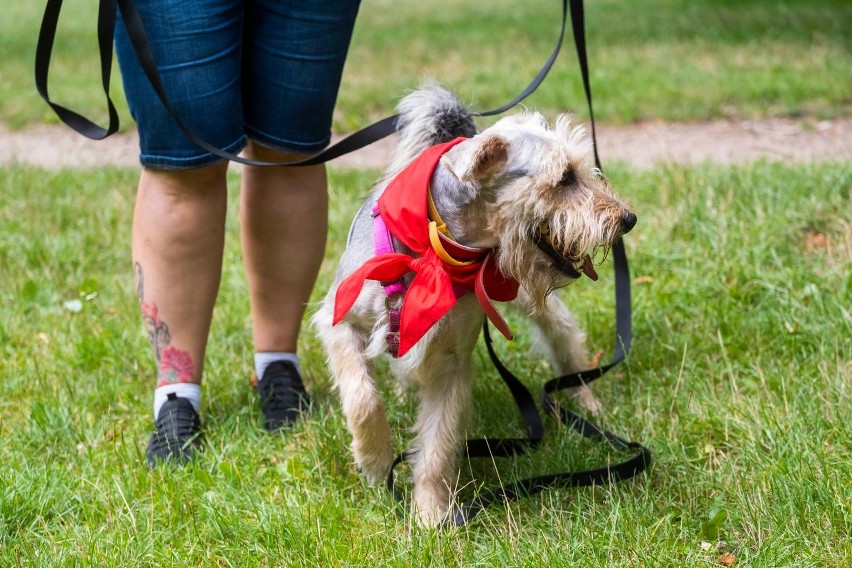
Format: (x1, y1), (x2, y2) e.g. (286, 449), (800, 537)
(158, 346), (196, 386)
(136, 261), (194, 386)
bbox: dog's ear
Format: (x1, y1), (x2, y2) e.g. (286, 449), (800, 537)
(441, 135), (508, 183)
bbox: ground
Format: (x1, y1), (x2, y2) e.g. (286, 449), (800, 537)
(3, 117), (850, 170)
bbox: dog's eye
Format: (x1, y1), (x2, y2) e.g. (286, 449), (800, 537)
(559, 168), (577, 186)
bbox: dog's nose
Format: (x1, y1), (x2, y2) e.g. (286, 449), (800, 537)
(621, 212), (637, 233)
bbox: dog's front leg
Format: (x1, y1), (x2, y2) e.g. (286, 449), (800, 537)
(324, 320), (394, 484)
(408, 350), (472, 527)
(514, 290), (604, 414)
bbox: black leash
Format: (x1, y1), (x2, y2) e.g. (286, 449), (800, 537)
(35, 0), (120, 141)
(36, 0), (568, 167)
(386, 0), (650, 526)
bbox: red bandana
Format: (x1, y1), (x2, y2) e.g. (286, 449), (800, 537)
(333, 138), (519, 356)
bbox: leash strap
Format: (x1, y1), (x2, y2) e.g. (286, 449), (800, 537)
(386, 0), (650, 526)
(35, 0), (120, 140)
(542, 0), (632, 404)
(35, 0), (571, 167)
(386, 323), (650, 526)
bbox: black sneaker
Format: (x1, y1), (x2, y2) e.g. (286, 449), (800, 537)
(146, 392), (203, 467)
(256, 361), (311, 432)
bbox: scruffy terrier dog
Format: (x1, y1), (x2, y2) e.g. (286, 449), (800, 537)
(313, 82), (636, 526)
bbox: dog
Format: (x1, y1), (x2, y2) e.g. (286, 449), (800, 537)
(313, 82), (636, 526)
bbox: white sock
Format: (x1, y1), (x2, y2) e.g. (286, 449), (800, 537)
(153, 383), (201, 420)
(255, 352), (301, 381)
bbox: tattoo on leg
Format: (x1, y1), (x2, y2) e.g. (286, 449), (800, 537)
(135, 260), (195, 386)
(141, 301), (172, 361)
(157, 346), (196, 386)
(135, 261), (144, 303)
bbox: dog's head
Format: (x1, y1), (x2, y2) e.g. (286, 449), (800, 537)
(437, 112), (636, 310)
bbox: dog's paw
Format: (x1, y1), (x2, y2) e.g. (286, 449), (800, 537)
(413, 485), (452, 528)
(355, 452), (394, 486)
(569, 385), (604, 415)
(415, 507), (448, 529)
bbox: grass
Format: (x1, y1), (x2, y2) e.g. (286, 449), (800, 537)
(2, 0), (850, 130)
(0, 159), (849, 565)
(2, 0), (850, 564)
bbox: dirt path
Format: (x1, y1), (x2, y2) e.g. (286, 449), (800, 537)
(2, 117), (850, 170)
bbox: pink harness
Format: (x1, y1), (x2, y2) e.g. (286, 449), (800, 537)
(372, 203), (405, 356)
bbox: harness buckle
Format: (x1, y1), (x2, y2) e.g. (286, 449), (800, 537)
(385, 295), (402, 357)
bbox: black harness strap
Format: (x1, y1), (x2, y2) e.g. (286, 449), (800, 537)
(36, 0), (569, 167)
(386, 0), (650, 526)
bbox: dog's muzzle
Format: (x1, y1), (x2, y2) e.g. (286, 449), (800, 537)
(533, 212), (636, 281)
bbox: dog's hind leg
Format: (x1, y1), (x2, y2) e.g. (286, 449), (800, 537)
(323, 320), (394, 484)
(512, 290), (604, 415)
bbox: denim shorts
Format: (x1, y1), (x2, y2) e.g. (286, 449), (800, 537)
(115, 0), (361, 169)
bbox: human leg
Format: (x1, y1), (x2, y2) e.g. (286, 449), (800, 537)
(116, 0), (240, 385)
(240, 143), (327, 429)
(239, 0), (360, 429)
(240, 143), (328, 354)
(134, 165), (229, 388)
(133, 164), (229, 464)
(114, 0), (245, 461)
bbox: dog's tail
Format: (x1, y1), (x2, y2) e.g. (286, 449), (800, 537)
(387, 81), (476, 175)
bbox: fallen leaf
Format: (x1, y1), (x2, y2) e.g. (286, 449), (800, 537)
(634, 275), (655, 284)
(718, 552), (735, 566)
(590, 349), (605, 367)
(803, 230), (828, 251)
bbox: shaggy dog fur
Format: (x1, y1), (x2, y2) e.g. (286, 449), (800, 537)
(313, 82), (636, 526)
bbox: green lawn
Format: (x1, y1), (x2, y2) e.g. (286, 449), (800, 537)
(3, 0), (850, 130)
(1, 160), (849, 565)
(2, 0), (850, 564)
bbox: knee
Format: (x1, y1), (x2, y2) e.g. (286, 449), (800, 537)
(140, 162), (229, 206)
(242, 140), (327, 186)
(136, 164), (229, 249)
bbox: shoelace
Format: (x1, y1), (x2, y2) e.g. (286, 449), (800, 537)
(153, 400), (200, 449)
(258, 374), (306, 410)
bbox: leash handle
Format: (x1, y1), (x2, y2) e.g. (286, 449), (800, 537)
(35, 0), (571, 167)
(35, 0), (120, 140)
